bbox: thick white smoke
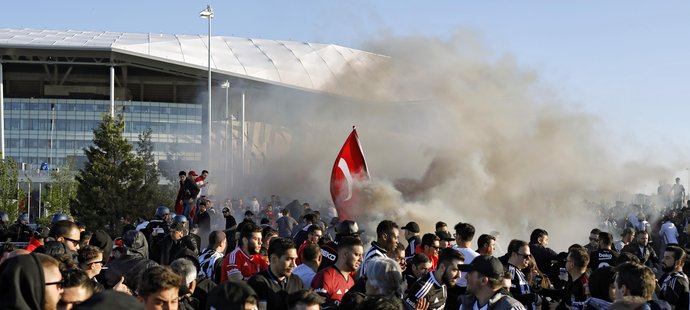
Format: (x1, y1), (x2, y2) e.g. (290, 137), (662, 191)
(224, 33), (673, 251)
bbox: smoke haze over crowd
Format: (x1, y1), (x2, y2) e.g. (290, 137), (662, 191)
(234, 33), (674, 250)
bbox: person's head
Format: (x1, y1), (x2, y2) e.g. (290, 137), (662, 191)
(566, 248), (589, 275)
(336, 236), (364, 272)
(460, 255), (507, 296)
(301, 243), (321, 265)
(58, 268), (96, 310)
(614, 262), (656, 300)
(222, 207), (232, 217)
(364, 257), (403, 297)
(138, 265), (183, 310)
(268, 237), (298, 278)
(282, 208), (290, 217)
(401, 221), (420, 240)
(77, 245), (104, 279)
(287, 290), (324, 310)
(261, 227), (278, 250)
(375, 220), (399, 253)
(50, 220), (81, 252)
(306, 225), (323, 244)
(508, 240), (531, 269)
(634, 230), (649, 246)
(155, 206), (171, 222)
(454, 222), (476, 243)
(588, 266), (616, 302)
(208, 230), (227, 253)
(677, 177), (681, 184)
(38, 253), (63, 310)
(620, 227), (635, 243)
(436, 231), (455, 249)
(240, 223), (263, 255)
(598, 232), (613, 249)
(178, 171), (186, 182)
(199, 200), (207, 212)
(388, 242), (407, 272)
(303, 213), (316, 224)
(477, 234), (496, 256)
(434, 248), (465, 286)
(529, 229), (549, 246)
(435, 221), (448, 233)
(421, 233), (440, 258)
(207, 281), (258, 310)
(170, 258), (198, 297)
(169, 222), (186, 241)
(410, 253), (432, 278)
(201, 170), (209, 178)
(588, 228), (602, 247)
(615, 252), (641, 266)
(662, 245), (686, 273)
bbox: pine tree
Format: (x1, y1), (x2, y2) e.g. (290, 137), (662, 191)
(136, 128), (174, 214)
(43, 160), (77, 216)
(73, 114), (146, 232)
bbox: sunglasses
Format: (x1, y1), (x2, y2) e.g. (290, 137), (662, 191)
(516, 252), (532, 259)
(46, 279), (64, 288)
(63, 237), (80, 247)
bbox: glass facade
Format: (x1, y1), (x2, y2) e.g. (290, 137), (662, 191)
(4, 98), (202, 167)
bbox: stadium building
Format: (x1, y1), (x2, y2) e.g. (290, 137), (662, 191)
(0, 28), (386, 186)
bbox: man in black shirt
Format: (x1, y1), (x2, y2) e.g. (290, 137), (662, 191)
(403, 253), (432, 294)
(248, 237), (305, 310)
(529, 228), (558, 283)
(221, 206), (237, 250)
(621, 230), (658, 268)
(405, 248), (464, 310)
(589, 231), (618, 270)
(658, 245), (689, 308)
(561, 247), (589, 310)
(402, 221), (421, 260)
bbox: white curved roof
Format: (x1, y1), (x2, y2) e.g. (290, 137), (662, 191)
(0, 28), (388, 96)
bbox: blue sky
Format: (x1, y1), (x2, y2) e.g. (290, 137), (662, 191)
(3, 1), (690, 169)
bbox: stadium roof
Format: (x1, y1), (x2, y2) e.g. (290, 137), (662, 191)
(0, 28), (389, 96)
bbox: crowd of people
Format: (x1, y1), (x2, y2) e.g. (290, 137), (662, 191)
(1, 173), (690, 310)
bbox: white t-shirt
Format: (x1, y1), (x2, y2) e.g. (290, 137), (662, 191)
(453, 245), (480, 287)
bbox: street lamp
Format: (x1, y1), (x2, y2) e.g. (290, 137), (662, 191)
(221, 80), (231, 190)
(200, 4), (213, 164)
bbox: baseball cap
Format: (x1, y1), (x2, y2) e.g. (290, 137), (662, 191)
(401, 221), (420, 233)
(188, 170), (198, 176)
(458, 255), (505, 279)
(436, 231), (454, 241)
(621, 227), (635, 237)
(336, 220), (364, 236)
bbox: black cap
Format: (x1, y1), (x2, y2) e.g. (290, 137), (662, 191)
(336, 220), (364, 236)
(458, 255), (505, 279)
(401, 221), (420, 233)
(436, 231), (454, 241)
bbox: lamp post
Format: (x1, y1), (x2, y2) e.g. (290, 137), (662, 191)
(200, 5), (214, 164)
(221, 80), (231, 190)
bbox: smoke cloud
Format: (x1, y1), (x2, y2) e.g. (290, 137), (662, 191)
(218, 33), (673, 251)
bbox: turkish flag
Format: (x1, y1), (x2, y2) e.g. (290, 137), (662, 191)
(330, 127), (370, 220)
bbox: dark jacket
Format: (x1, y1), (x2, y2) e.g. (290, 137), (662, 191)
(460, 291), (527, 310)
(620, 242), (659, 267)
(247, 269), (306, 310)
(151, 234), (197, 265)
(0, 253), (46, 309)
(182, 178), (200, 200)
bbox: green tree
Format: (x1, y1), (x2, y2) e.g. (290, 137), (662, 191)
(73, 114), (146, 232)
(0, 156), (23, 221)
(136, 128), (174, 214)
(43, 160), (77, 217)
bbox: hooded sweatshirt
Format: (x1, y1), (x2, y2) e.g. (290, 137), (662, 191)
(105, 230), (158, 292)
(0, 253), (45, 309)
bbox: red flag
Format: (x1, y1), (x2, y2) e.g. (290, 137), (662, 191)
(330, 127), (370, 220)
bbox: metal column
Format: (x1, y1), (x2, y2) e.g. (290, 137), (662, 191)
(241, 90), (245, 177)
(110, 66), (115, 117)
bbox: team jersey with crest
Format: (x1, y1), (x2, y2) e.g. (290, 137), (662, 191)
(311, 265), (354, 307)
(220, 246), (267, 282)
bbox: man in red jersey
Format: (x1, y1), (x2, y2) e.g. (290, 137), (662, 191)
(220, 223), (267, 281)
(297, 225), (323, 265)
(311, 236), (363, 308)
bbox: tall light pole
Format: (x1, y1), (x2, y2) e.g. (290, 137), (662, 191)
(200, 5), (213, 164)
